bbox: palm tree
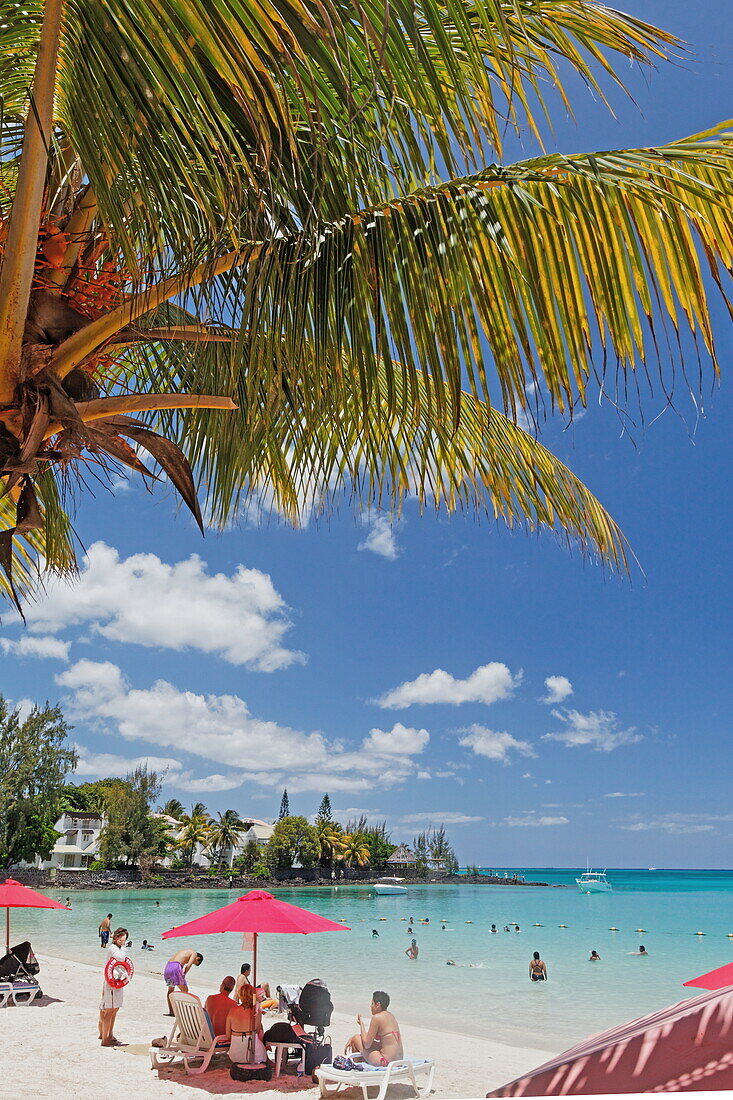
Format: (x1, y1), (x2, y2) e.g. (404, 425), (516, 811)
(158, 798), (184, 822)
(339, 834), (372, 869)
(207, 809), (247, 867)
(176, 817), (212, 869)
(314, 820), (346, 869)
(1, 2), (732, 606)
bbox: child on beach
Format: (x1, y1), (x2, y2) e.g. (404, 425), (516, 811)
(99, 927), (129, 1047)
(345, 991), (403, 1066)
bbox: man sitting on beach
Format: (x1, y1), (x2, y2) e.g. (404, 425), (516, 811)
(235, 962), (272, 1004)
(164, 948), (203, 1015)
(205, 975), (236, 1036)
(345, 991), (403, 1066)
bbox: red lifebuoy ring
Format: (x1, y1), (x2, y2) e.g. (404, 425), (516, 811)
(104, 956), (134, 989)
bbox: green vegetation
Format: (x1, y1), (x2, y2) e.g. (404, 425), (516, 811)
(0, 696), (76, 867)
(2, 3), (732, 607)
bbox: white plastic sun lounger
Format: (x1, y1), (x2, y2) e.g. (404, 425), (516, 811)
(316, 1056), (435, 1100)
(150, 991), (229, 1075)
(0, 983), (12, 1008)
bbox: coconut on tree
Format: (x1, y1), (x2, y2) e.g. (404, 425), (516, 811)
(1, 1), (732, 609)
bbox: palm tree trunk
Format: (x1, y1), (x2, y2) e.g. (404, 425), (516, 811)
(0, 0), (65, 401)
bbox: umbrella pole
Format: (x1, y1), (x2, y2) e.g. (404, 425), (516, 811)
(5, 907), (9, 955)
(253, 931), (257, 990)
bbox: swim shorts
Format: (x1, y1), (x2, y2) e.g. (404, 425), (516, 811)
(100, 930), (110, 947)
(164, 960), (186, 987)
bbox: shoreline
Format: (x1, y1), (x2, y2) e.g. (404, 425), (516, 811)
(0, 951), (554, 1099)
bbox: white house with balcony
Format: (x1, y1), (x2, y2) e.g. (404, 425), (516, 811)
(22, 811), (104, 871)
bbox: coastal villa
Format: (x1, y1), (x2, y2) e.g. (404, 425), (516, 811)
(19, 810), (104, 872)
(152, 814), (275, 868)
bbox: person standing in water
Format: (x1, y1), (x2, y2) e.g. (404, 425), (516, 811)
(529, 952), (548, 981)
(98, 913), (112, 948)
(405, 939), (419, 960)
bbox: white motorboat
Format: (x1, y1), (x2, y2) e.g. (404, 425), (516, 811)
(372, 877), (407, 895)
(576, 867), (612, 893)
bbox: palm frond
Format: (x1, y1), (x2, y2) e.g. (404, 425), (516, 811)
(0, 469), (77, 606)
(150, 128), (733, 432)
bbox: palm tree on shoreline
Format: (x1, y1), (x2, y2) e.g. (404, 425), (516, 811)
(339, 834), (371, 870)
(207, 809), (247, 867)
(1, 1), (732, 606)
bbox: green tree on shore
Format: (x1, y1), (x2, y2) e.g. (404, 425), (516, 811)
(2, 3), (732, 608)
(0, 697), (76, 867)
(278, 790), (290, 821)
(316, 795), (332, 823)
(266, 816), (317, 871)
(98, 766), (168, 877)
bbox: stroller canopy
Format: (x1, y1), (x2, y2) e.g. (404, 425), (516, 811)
(0, 941), (40, 980)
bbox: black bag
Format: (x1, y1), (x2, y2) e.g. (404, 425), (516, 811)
(263, 1022), (302, 1044)
(230, 1061), (273, 1082)
(305, 1040), (332, 1075)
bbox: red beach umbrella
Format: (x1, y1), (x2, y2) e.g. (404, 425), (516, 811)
(0, 878), (69, 953)
(161, 888), (349, 986)
(683, 960), (733, 991)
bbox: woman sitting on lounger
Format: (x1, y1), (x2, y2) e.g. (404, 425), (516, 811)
(345, 991), (403, 1066)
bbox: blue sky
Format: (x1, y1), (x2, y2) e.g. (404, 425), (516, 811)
(2, 0), (732, 868)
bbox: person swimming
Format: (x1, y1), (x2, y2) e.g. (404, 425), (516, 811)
(589, 950), (601, 961)
(629, 945), (648, 956)
(141, 939), (154, 951)
(372, 929), (379, 937)
(490, 924), (498, 933)
(529, 951), (548, 982)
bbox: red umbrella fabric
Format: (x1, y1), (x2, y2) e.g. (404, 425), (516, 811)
(0, 878), (69, 953)
(683, 960), (733, 991)
(161, 889), (349, 986)
(162, 889), (349, 937)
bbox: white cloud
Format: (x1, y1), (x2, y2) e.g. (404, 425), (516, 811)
(57, 660), (424, 794)
(361, 723), (429, 756)
(459, 724), (535, 763)
(0, 635), (70, 661)
(503, 814), (569, 827)
(619, 813), (733, 835)
(358, 515), (400, 559)
(17, 542), (303, 671)
(417, 770), (431, 780)
(521, 772), (533, 780)
(542, 675), (573, 704)
(543, 708), (641, 752)
(604, 791), (645, 799)
(73, 746), (184, 778)
(375, 662), (520, 709)
(398, 811), (484, 825)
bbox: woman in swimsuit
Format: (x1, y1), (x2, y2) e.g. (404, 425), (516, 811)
(529, 951), (548, 982)
(345, 991), (403, 1066)
(405, 939), (419, 960)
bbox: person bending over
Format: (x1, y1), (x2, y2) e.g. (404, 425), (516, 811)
(345, 991), (403, 1066)
(205, 975), (236, 1036)
(164, 948), (203, 1014)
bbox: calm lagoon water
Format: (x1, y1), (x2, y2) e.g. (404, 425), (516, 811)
(19, 868), (733, 1051)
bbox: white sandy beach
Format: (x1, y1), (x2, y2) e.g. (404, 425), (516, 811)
(0, 953), (552, 1099)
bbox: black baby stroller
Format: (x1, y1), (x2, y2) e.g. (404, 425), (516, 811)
(0, 941), (42, 1003)
(265, 978), (334, 1076)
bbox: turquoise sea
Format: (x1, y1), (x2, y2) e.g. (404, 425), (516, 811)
(18, 868), (733, 1052)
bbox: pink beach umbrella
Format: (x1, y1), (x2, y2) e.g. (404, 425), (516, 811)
(0, 878), (69, 953)
(487, 986), (733, 1095)
(683, 960), (733, 992)
(161, 888), (350, 986)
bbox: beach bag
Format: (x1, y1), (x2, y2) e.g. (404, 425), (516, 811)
(230, 1061), (273, 1082)
(263, 1021), (301, 1044)
(305, 1039), (332, 1075)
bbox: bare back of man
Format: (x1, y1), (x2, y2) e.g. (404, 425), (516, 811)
(163, 948), (203, 1015)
